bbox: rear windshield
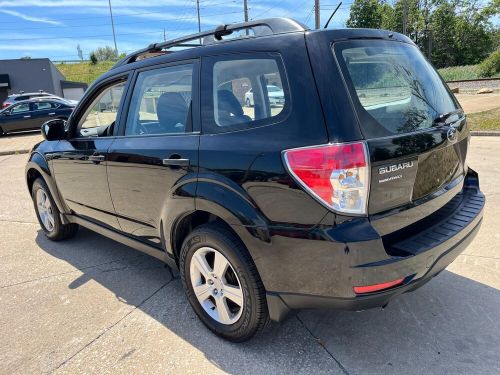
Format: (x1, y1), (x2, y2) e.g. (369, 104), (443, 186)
(334, 40), (459, 138)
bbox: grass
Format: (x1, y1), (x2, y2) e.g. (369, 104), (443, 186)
(467, 108), (500, 131)
(54, 61), (115, 84)
(438, 64), (500, 81)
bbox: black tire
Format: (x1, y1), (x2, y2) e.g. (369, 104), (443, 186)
(32, 177), (79, 241)
(179, 222), (269, 342)
(0, 127), (4, 136)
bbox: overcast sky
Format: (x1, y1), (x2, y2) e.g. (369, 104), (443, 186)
(0, 0), (356, 60)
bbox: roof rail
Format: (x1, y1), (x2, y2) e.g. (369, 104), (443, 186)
(113, 18), (308, 68)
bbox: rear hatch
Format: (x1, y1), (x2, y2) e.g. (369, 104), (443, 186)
(333, 39), (468, 220)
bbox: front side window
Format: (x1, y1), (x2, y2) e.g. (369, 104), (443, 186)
(334, 40), (459, 138)
(209, 56), (288, 130)
(77, 81), (125, 137)
(125, 64), (194, 136)
(11, 103), (30, 114)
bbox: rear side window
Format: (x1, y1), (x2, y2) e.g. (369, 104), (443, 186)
(334, 40), (459, 138)
(202, 54), (289, 133)
(33, 102), (55, 110)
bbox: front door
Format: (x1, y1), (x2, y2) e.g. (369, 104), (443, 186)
(107, 62), (199, 247)
(3, 102), (34, 132)
(51, 78), (128, 230)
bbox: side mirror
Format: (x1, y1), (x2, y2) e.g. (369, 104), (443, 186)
(41, 119), (66, 141)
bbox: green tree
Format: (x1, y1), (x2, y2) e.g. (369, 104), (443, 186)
(89, 46), (118, 62)
(346, 0), (383, 28)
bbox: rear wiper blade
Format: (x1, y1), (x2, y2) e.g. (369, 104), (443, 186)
(433, 109), (464, 125)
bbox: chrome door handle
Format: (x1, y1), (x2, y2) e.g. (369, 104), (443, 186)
(48, 112), (56, 116)
(163, 158), (189, 167)
(24, 115), (31, 118)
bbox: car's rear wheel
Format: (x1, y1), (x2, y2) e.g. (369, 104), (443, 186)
(180, 223), (269, 342)
(32, 178), (79, 241)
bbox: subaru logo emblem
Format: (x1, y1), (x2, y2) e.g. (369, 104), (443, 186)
(447, 126), (458, 143)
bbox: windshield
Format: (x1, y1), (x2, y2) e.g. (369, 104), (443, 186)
(334, 40), (459, 138)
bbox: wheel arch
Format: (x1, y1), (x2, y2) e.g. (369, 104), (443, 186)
(25, 152), (68, 215)
(168, 182), (271, 267)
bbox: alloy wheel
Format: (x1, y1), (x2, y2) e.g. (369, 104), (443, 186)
(189, 246), (244, 325)
(36, 189), (55, 232)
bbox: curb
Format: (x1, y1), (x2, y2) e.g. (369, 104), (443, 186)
(471, 131), (500, 136)
(0, 149), (31, 156)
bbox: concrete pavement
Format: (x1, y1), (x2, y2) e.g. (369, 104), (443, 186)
(0, 138), (498, 374)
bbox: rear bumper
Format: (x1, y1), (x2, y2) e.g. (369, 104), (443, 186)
(264, 169), (484, 321)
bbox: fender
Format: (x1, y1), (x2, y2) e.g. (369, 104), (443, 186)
(160, 177), (198, 261)
(194, 179), (271, 248)
(25, 151), (70, 218)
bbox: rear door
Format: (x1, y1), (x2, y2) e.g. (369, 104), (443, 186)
(31, 101), (55, 130)
(107, 61), (200, 248)
(332, 39), (467, 215)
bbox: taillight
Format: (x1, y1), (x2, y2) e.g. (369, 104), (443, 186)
(283, 142), (370, 215)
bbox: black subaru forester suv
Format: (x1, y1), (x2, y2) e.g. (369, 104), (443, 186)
(26, 18), (484, 342)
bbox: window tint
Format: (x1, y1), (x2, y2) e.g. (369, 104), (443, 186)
(335, 41), (459, 138)
(78, 81), (125, 136)
(33, 102), (54, 110)
(125, 64), (193, 136)
(212, 58), (287, 128)
(11, 103), (30, 114)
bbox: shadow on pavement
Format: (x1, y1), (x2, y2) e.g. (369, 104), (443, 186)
(35, 227), (500, 374)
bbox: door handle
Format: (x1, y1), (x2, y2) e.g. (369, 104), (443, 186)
(24, 115), (31, 118)
(163, 158), (190, 167)
(88, 155), (105, 163)
(48, 112), (56, 116)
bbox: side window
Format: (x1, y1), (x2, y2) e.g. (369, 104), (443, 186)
(211, 57), (288, 129)
(77, 81), (125, 137)
(33, 102), (52, 111)
(125, 64), (193, 136)
(11, 103), (30, 114)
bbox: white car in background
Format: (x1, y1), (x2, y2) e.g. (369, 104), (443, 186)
(245, 85), (285, 107)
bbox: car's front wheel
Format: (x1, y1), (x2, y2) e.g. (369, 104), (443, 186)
(32, 177), (79, 241)
(180, 223), (269, 342)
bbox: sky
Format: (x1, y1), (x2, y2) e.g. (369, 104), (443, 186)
(0, 0), (355, 60)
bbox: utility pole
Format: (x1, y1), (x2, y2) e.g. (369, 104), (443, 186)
(108, 0), (118, 56)
(402, 0), (408, 35)
(196, 0), (201, 33)
(244, 0), (249, 22)
(163, 28), (166, 42)
(315, 0), (320, 29)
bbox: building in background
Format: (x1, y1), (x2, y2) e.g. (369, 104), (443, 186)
(0, 58), (87, 103)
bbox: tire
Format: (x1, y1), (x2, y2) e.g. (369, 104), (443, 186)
(180, 222), (269, 342)
(246, 98), (251, 107)
(32, 177), (79, 241)
(0, 127), (4, 136)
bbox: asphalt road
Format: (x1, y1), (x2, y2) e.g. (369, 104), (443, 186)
(0, 138), (498, 375)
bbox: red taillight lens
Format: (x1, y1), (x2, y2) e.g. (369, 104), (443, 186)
(353, 278), (405, 294)
(2, 103), (9, 109)
(283, 142), (369, 215)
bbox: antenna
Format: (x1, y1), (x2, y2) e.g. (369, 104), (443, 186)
(324, 2), (342, 29)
